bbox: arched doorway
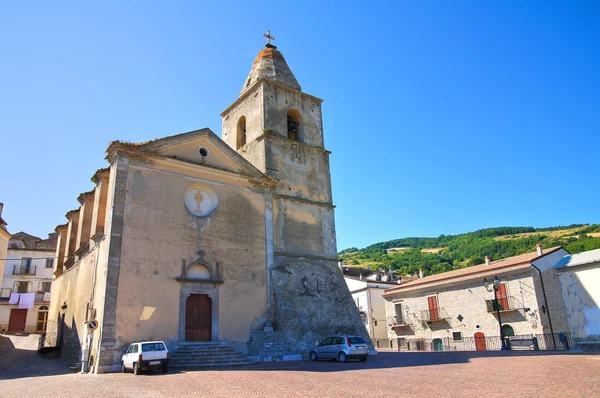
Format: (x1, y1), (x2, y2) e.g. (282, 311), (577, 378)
(37, 305), (49, 332)
(432, 338), (444, 351)
(179, 262), (220, 342)
(474, 332), (487, 351)
(502, 324), (515, 337)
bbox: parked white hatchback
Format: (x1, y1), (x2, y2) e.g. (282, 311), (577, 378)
(121, 341), (170, 375)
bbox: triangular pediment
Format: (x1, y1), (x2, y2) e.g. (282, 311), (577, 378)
(138, 128), (266, 179)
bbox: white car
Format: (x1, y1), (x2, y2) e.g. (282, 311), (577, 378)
(121, 341), (170, 375)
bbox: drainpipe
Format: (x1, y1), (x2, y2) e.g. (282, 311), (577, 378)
(530, 263), (556, 349)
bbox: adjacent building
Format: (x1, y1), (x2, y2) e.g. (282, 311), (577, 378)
(382, 245), (570, 351)
(553, 248), (600, 350)
(0, 204), (10, 293)
(46, 41), (369, 373)
(0, 232), (56, 333)
(343, 265), (403, 341)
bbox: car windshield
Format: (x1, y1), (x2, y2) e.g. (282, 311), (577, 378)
(141, 342), (166, 352)
(349, 337), (366, 344)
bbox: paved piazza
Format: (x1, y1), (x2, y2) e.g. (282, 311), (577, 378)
(1, 347), (599, 398)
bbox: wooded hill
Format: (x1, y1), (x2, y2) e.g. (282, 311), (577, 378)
(339, 224), (600, 277)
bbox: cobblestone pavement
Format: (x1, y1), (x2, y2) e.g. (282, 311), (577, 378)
(1, 337), (599, 398)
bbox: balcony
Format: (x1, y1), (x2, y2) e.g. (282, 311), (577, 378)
(12, 264), (37, 276)
(388, 316), (411, 329)
(420, 308), (450, 323)
(485, 296), (523, 313)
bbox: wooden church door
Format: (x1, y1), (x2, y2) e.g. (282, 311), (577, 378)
(185, 294), (212, 341)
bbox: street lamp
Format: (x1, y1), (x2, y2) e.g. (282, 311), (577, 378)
(483, 276), (509, 350)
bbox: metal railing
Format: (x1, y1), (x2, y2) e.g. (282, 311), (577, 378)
(485, 296), (523, 313)
(12, 264), (37, 276)
(420, 308), (450, 322)
(393, 332), (574, 352)
(388, 315), (411, 328)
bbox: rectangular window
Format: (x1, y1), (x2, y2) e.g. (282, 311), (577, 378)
(394, 303), (403, 324)
(142, 342), (166, 352)
(427, 296), (439, 320)
(16, 281), (29, 293)
(45, 258), (54, 268)
(41, 282), (51, 293)
(453, 332), (463, 341)
(21, 258), (32, 273)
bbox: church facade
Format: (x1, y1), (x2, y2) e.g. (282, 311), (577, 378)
(46, 42), (370, 373)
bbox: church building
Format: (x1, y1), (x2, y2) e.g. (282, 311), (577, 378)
(46, 38), (370, 373)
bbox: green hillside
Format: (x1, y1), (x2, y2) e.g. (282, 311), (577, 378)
(339, 224), (600, 277)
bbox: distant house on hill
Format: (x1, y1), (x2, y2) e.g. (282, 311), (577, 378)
(553, 248), (600, 351)
(382, 245), (571, 351)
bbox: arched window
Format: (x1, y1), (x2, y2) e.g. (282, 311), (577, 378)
(37, 306), (49, 332)
(502, 324), (515, 337)
(287, 108), (302, 141)
(187, 263), (212, 281)
(237, 116), (247, 149)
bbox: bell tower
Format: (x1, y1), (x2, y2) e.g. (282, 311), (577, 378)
(221, 36), (370, 352)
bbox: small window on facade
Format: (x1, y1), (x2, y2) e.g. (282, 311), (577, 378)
(287, 108), (302, 141)
(16, 281), (29, 293)
(453, 332), (463, 341)
(394, 303), (403, 324)
(45, 258), (54, 268)
(237, 116), (247, 149)
(197, 146), (210, 158)
(374, 320), (378, 326)
(41, 282), (51, 293)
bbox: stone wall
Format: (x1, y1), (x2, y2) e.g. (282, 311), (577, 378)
(271, 256), (372, 352)
(384, 270), (548, 346)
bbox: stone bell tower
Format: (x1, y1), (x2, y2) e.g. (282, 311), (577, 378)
(221, 36), (370, 352)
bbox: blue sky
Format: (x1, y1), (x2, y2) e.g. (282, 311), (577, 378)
(1, 1), (599, 250)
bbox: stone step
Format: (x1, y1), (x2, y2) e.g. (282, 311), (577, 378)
(171, 355), (248, 360)
(171, 361), (256, 369)
(171, 358), (254, 365)
(171, 356), (248, 362)
(174, 348), (237, 353)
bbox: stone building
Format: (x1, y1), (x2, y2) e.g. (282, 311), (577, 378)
(553, 248), (600, 350)
(382, 245), (570, 351)
(46, 41), (369, 372)
(0, 232), (56, 333)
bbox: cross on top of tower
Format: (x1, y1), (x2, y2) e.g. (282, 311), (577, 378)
(262, 30), (275, 45)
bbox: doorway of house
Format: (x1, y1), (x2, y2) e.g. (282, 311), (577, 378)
(185, 294), (212, 341)
(8, 309), (27, 332)
(432, 338), (444, 351)
(474, 332), (487, 351)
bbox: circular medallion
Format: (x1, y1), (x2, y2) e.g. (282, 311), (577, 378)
(184, 183), (218, 217)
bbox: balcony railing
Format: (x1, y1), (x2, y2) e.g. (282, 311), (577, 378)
(420, 308), (450, 322)
(12, 265), (37, 276)
(388, 315), (411, 328)
(485, 296), (523, 313)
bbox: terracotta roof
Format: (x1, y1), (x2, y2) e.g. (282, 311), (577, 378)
(9, 231), (57, 252)
(383, 247), (564, 296)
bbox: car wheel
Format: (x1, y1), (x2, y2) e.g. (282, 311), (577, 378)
(338, 352), (347, 363)
(121, 362), (126, 373)
(309, 351), (318, 361)
(359, 357), (368, 362)
(133, 362), (140, 375)
(161, 364), (168, 374)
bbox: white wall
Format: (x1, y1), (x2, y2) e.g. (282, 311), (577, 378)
(0, 248), (55, 332)
(557, 261), (600, 341)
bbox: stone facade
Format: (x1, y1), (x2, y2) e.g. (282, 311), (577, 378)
(383, 247), (570, 350)
(46, 43), (370, 373)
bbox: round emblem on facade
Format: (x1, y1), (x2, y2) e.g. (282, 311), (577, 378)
(184, 183), (218, 217)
